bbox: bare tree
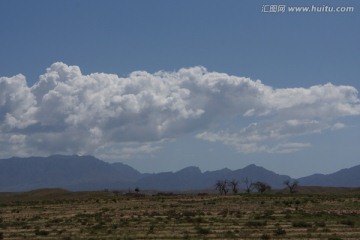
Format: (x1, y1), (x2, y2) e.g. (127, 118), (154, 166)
(253, 181), (271, 193)
(215, 180), (229, 195)
(228, 179), (239, 194)
(223, 181), (229, 195)
(215, 180), (223, 195)
(283, 179), (299, 194)
(242, 177), (254, 194)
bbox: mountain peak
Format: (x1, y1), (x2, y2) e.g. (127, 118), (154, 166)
(176, 166), (202, 174)
(246, 163), (257, 167)
(243, 164), (262, 170)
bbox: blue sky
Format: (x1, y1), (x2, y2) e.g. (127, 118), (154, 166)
(0, 0), (359, 178)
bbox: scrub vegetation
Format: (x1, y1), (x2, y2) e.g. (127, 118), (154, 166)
(0, 188), (360, 239)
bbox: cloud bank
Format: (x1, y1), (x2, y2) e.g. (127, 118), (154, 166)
(0, 62), (359, 158)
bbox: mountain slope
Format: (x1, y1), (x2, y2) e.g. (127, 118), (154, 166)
(111, 162), (142, 181)
(298, 165), (360, 187)
(0, 155), (138, 191)
(137, 166), (204, 191)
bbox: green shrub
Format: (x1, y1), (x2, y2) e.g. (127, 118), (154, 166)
(261, 233), (271, 240)
(328, 236), (342, 240)
(34, 229), (49, 236)
(315, 221), (326, 227)
(195, 226), (211, 235)
(223, 230), (236, 238)
(273, 227), (286, 236)
(147, 225), (155, 234)
(292, 221), (312, 228)
(339, 219), (355, 227)
(246, 220), (267, 227)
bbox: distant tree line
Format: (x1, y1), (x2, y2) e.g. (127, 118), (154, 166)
(215, 178), (299, 195)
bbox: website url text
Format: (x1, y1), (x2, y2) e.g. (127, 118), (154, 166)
(261, 5), (355, 13)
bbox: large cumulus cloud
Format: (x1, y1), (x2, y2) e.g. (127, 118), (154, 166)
(0, 62), (359, 158)
(0, 74), (37, 130)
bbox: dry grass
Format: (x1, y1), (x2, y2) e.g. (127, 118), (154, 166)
(0, 189), (360, 239)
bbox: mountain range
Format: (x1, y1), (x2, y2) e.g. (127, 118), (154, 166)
(0, 155), (359, 192)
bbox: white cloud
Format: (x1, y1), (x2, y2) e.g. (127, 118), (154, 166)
(270, 142), (311, 153)
(268, 84), (360, 119)
(196, 130), (312, 154)
(0, 62), (359, 158)
(0, 74), (37, 130)
(332, 122), (346, 130)
(94, 142), (163, 160)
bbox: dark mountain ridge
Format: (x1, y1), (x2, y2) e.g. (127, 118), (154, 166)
(0, 155), (135, 191)
(298, 165), (360, 187)
(0, 155), (359, 192)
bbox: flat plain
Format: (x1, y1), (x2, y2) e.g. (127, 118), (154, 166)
(0, 188), (360, 239)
